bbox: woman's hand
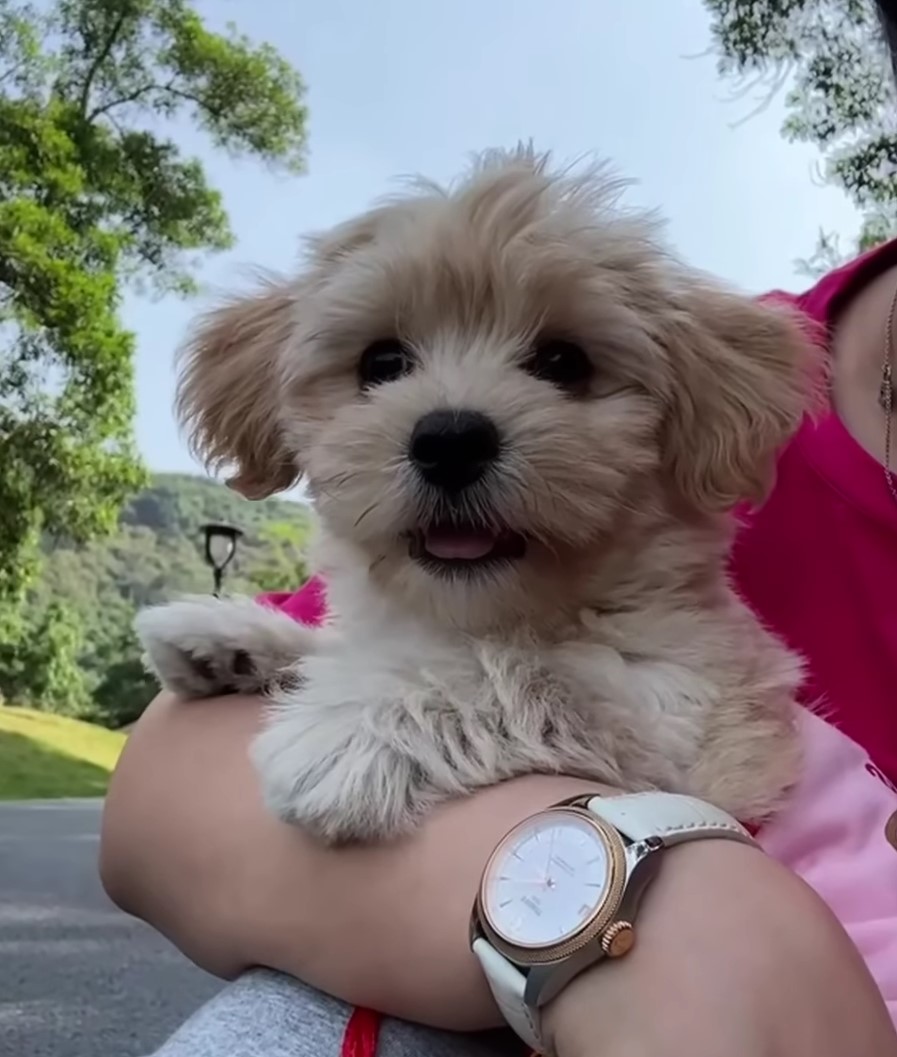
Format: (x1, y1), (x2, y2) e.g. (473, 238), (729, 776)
(101, 692), (897, 1053)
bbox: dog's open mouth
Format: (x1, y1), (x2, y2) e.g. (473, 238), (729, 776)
(408, 523), (527, 574)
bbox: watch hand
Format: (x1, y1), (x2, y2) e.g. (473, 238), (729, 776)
(544, 828), (558, 883)
(498, 876), (552, 885)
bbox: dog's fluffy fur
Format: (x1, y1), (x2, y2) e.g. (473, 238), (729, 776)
(137, 146), (814, 844)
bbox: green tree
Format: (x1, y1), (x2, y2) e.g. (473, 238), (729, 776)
(0, 0), (308, 619)
(88, 623), (159, 728)
(704, 0), (895, 270)
(244, 519), (311, 594)
(0, 601), (93, 714)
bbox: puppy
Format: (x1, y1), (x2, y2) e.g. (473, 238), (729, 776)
(137, 146), (814, 845)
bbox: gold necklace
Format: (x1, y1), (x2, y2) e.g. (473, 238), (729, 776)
(878, 279), (897, 508)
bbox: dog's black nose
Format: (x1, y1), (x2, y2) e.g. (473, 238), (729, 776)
(409, 409), (500, 491)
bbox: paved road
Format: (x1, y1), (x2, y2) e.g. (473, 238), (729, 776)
(0, 800), (220, 1057)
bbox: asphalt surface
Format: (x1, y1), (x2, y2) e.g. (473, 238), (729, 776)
(0, 799), (220, 1057)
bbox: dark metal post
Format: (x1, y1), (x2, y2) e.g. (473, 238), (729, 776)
(200, 522), (244, 597)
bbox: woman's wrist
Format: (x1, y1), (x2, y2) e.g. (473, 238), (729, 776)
(542, 840), (897, 1057)
(262, 768), (607, 1028)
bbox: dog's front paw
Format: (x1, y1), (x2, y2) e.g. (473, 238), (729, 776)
(135, 595), (316, 700)
(251, 710), (434, 844)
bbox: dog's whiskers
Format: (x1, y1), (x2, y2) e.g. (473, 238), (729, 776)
(313, 470), (361, 494)
(368, 553), (388, 575)
(354, 501), (381, 528)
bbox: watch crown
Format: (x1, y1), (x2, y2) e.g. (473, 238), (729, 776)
(601, 920), (635, 958)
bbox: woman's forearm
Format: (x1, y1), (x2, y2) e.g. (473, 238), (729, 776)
(101, 692), (897, 1051)
(100, 692), (599, 1026)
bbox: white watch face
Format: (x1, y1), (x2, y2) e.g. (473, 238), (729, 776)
(481, 809), (614, 948)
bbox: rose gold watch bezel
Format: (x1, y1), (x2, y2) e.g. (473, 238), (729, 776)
(474, 806), (628, 966)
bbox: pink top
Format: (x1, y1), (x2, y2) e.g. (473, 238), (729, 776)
(258, 240), (897, 1024)
(758, 709), (897, 1025)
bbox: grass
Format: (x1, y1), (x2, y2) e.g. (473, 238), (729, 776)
(0, 707), (126, 799)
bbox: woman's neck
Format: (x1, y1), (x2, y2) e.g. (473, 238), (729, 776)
(831, 260), (897, 467)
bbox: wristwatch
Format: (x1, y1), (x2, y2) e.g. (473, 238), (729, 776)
(470, 791), (756, 1054)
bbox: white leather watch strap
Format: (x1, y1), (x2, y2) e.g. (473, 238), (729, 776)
(473, 793), (755, 1055)
(586, 791), (755, 847)
(472, 937), (543, 1052)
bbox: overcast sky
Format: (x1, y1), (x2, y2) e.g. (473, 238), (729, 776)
(130, 0), (860, 475)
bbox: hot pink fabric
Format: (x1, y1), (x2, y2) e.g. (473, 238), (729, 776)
(257, 240), (897, 1024)
(258, 578), (327, 628)
(732, 238), (897, 788)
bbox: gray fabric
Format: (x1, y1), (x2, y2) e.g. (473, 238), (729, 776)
(149, 969), (523, 1057)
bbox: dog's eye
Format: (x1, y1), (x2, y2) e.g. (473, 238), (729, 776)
(358, 339), (415, 388)
(525, 340), (593, 393)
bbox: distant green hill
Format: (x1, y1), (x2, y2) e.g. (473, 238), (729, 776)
(0, 474), (313, 728)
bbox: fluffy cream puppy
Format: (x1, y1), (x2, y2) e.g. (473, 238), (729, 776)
(137, 146), (814, 844)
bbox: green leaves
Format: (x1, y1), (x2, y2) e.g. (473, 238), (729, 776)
(0, 600), (93, 716)
(0, 0), (308, 619)
(704, 0), (897, 270)
(161, 8), (308, 171)
(245, 519), (313, 595)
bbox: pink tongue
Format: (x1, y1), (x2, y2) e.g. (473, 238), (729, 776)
(424, 528), (497, 560)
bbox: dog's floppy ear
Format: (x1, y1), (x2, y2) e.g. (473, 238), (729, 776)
(176, 278), (300, 499)
(660, 285), (818, 512)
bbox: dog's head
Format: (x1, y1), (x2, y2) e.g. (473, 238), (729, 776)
(178, 147), (814, 629)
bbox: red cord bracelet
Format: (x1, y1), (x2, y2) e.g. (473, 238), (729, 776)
(340, 1006), (382, 1057)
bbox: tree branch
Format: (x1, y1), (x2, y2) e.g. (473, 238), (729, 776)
(87, 81), (225, 126)
(727, 64), (792, 129)
(87, 82), (167, 123)
(0, 58), (28, 86)
(161, 84), (225, 121)
(0, 257), (18, 294)
(78, 9), (131, 118)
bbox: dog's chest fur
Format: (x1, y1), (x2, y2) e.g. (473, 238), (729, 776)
(138, 563), (805, 842)
(287, 579), (803, 828)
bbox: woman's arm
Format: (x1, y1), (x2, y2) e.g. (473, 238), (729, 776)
(100, 692), (897, 1052)
(542, 841), (897, 1057)
(100, 691), (600, 1027)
